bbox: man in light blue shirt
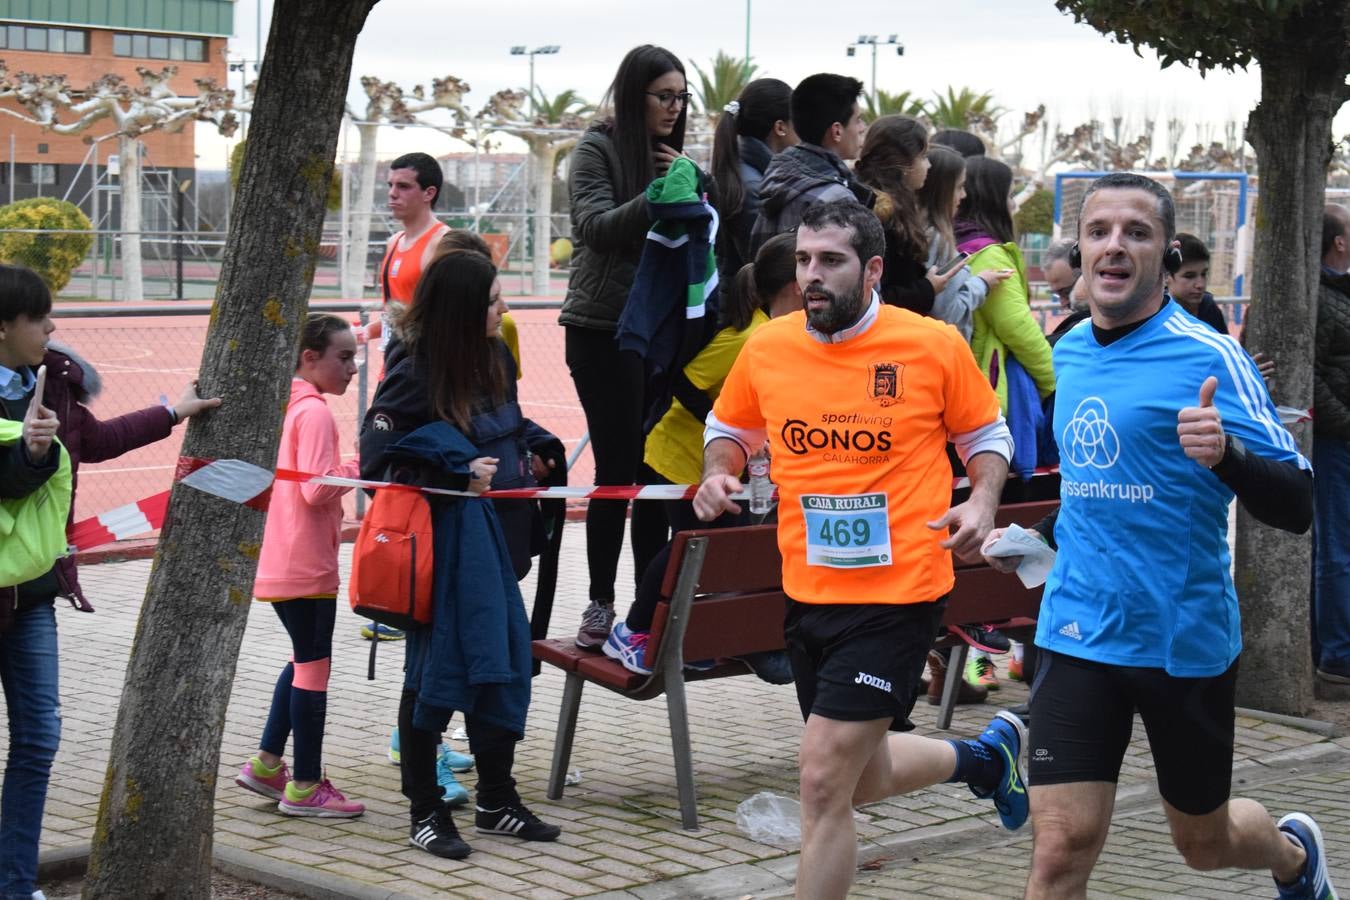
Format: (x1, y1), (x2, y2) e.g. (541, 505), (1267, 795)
(983, 174), (1333, 900)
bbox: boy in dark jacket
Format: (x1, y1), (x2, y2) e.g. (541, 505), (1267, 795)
(749, 73), (872, 253)
(0, 263), (65, 900)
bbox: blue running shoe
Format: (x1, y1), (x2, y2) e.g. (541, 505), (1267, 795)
(390, 727), (474, 773)
(437, 751), (470, 807)
(361, 622), (406, 641)
(603, 621), (652, 675)
(438, 743), (474, 773)
(971, 710), (1029, 831)
(1276, 813), (1338, 899)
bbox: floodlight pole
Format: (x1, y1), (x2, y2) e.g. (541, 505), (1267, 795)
(744, 1), (752, 77)
(845, 35), (902, 113)
(510, 45), (560, 119)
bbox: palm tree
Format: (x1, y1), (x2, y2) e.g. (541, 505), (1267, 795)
(864, 89), (926, 122)
(530, 86), (594, 123)
(928, 86), (1003, 129)
(690, 51), (758, 121)
(489, 87), (593, 293)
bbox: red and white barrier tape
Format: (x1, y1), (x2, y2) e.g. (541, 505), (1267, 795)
(67, 457), (1058, 553)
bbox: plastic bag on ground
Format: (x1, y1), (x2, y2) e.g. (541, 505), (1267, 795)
(736, 791), (801, 844)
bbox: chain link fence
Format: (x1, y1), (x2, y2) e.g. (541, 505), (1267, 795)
(51, 300), (588, 537)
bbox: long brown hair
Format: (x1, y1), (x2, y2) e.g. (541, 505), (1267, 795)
(598, 45), (688, 201)
(711, 78), (792, 220)
(916, 145), (965, 255)
(855, 115), (929, 264)
(401, 252), (506, 433)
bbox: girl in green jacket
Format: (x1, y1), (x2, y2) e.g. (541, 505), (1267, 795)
(955, 157), (1055, 413)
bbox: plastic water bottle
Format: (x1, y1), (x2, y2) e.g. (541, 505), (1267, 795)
(747, 448), (773, 516)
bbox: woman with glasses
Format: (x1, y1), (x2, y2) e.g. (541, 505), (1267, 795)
(559, 44), (689, 651)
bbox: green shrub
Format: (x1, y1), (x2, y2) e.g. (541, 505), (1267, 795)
(1014, 187), (1054, 237)
(0, 198), (94, 294)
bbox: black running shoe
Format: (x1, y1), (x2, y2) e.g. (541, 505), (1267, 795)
(410, 808), (471, 859)
(475, 801), (561, 841)
(950, 624), (1012, 654)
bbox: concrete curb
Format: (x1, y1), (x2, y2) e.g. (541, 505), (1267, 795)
(1237, 705), (1347, 737)
(607, 740), (1350, 900)
(38, 843), (415, 900)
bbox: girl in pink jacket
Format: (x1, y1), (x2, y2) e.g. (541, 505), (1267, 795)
(236, 313), (364, 817)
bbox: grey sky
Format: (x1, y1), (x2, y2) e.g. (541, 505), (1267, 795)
(214, 0), (1344, 166)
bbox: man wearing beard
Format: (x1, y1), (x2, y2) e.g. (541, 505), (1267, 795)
(694, 200), (1023, 900)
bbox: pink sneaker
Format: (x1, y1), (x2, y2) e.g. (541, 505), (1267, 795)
(235, 757), (290, 801)
(277, 779), (365, 818)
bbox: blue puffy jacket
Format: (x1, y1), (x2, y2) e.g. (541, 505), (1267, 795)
(379, 422), (533, 738)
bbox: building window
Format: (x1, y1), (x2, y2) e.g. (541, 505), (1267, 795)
(111, 30), (206, 61)
(0, 23), (89, 54)
(24, 164), (57, 186)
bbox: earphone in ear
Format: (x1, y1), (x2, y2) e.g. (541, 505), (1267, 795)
(1070, 240), (1183, 275)
(1164, 245), (1184, 275)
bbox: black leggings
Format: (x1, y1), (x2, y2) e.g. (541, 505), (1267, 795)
(260, 598), (335, 782)
(625, 492), (748, 633)
(398, 688), (521, 821)
(565, 325), (669, 602)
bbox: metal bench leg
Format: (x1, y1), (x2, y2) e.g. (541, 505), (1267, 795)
(937, 644), (969, 731)
(664, 674), (699, 830)
(547, 672), (584, 800)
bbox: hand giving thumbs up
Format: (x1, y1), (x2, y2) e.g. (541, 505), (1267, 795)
(1177, 375), (1226, 468)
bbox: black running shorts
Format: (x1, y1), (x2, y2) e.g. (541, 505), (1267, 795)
(784, 596), (946, 731)
(1027, 649), (1239, 816)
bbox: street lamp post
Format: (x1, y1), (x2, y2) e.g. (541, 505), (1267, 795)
(744, 1), (752, 78)
(510, 44), (560, 118)
(227, 58), (259, 133)
(509, 45), (560, 288)
(845, 35), (903, 112)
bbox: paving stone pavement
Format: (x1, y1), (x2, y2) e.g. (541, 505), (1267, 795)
(8, 521), (1349, 899)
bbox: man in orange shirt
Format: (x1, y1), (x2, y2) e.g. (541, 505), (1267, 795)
(694, 201), (1026, 900)
(374, 152), (451, 344)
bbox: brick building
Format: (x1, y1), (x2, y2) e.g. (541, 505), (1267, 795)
(0, 0), (232, 230)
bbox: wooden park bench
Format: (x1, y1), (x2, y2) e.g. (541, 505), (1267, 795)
(532, 525), (786, 830)
(531, 492), (1059, 829)
(933, 498), (1058, 728)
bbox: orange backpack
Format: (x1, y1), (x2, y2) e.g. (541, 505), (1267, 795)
(349, 487), (435, 632)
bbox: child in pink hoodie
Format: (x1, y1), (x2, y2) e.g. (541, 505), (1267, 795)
(236, 314), (364, 817)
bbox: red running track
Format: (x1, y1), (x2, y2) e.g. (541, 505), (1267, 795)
(53, 307), (589, 528)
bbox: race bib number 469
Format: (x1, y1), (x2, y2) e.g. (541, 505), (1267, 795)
(800, 493), (891, 568)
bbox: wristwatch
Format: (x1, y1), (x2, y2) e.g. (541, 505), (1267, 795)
(1210, 433), (1247, 476)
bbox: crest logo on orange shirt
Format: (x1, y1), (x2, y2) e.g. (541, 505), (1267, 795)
(867, 361), (904, 407)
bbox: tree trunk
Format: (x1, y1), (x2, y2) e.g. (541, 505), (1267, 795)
(342, 122), (380, 299)
(82, 2), (378, 897)
(530, 140), (559, 296)
(117, 133), (144, 302)
(1235, 7), (1349, 715)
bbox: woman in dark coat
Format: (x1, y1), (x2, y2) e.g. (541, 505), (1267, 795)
(710, 77), (796, 286)
(361, 250), (564, 861)
(558, 44), (689, 650)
